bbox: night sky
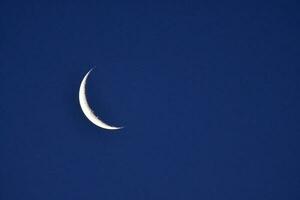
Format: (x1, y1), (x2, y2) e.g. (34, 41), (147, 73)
(1, 1), (300, 199)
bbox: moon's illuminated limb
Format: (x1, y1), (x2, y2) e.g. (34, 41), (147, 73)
(79, 69), (122, 130)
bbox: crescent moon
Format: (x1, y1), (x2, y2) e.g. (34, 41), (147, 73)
(79, 69), (122, 130)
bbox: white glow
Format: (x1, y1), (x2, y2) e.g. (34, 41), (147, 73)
(79, 69), (122, 130)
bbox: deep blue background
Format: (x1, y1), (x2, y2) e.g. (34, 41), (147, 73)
(1, 0), (300, 199)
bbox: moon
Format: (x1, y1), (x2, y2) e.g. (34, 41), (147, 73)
(79, 69), (122, 130)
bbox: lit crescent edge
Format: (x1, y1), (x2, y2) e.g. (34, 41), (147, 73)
(79, 69), (122, 130)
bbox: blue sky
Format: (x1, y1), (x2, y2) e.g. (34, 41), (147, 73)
(1, 1), (300, 199)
